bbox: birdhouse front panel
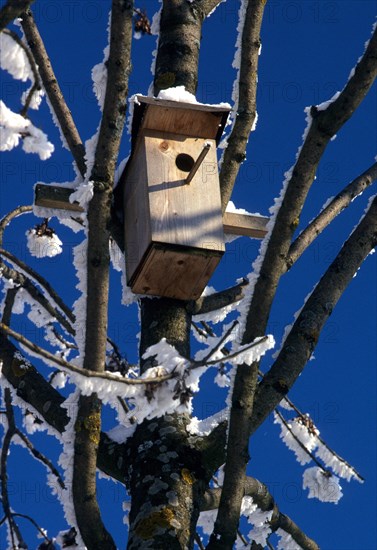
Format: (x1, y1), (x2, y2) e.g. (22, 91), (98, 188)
(122, 96), (230, 301)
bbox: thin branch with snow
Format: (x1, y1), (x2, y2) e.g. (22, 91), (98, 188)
(287, 161), (377, 268)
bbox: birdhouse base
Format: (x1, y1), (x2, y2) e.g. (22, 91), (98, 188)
(128, 242), (223, 301)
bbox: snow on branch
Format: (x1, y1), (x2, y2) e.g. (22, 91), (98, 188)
(0, 100), (54, 159)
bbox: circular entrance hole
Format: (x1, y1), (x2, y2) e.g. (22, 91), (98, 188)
(176, 153), (195, 172)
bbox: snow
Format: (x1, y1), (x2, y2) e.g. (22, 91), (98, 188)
(0, 31), (33, 81)
(0, 100), (54, 160)
(156, 85), (230, 109)
(91, 11), (111, 111)
(109, 238), (137, 306)
(21, 86), (44, 110)
(316, 91), (341, 111)
(69, 181), (94, 208)
(303, 466), (342, 503)
(71, 238), (88, 364)
(274, 412), (318, 465)
(276, 528), (303, 550)
(315, 441), (363, 483)
(47, 389), (87, 549)
(26, 228), (63, 258)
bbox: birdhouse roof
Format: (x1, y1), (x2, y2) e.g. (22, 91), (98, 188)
(129, 95), (230, 147)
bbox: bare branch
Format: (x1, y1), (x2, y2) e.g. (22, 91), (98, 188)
(20, 10), (86, 176)
(250, 195), (377, 435)
(0, 0), (34, 31)
(219, 0), (266, 211)
(287, 161), (377, 268)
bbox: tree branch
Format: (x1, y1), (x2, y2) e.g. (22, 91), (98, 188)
(203, 476), (319, 550)
(250, 195), (377, 434)
(219, 0), (266, 211)
(211, 26), (377, 549)
(0, 252), (75, 335)
(71, 2), (133, 545)
(20, 10), (86, 176)
(187, 279), (248, 316)
(0, 0), (34, 31)
(287, 161), (377, 268)
(0, 205), (33, 246)
(0, 389), (27, 549)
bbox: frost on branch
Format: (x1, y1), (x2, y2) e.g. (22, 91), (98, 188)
(26, 219), (63, 258)
(276, 528), (303, 550)
(0, 100), (54, 159)
(274, 413), (319, 465)
(0, 31), (33, 81)
(303, 467), (342, 504)
(241, 496), (272, 546)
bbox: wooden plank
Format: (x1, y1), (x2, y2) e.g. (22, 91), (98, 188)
(34, 184), (84, 212)
(130, 243), (223, 300)
(132, 95), (230, 145)
(143, 129), (225, 251)
(223, 211), (269, 239)
(142, 106), (224, 142)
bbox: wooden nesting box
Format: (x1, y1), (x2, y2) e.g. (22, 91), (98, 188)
(119, 95), (230, 301)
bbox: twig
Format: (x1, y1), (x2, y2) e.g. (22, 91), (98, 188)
(10, 512), (52, 542)
(195, 532), (206, 550)
(274, 409), (328, 472)
(201, 320), (238, 363)
(14, 428), (66, 489)
(193, 335), (268, 368)
(281, 396), (364, 482)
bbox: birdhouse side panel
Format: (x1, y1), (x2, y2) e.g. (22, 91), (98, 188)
(123, 139), (152, 284)
(143, 130), (224, 253)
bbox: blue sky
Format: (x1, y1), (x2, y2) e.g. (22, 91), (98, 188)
(0, 1), (376, 549)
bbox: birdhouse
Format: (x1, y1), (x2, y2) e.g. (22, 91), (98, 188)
(118, 95), (230, 301)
